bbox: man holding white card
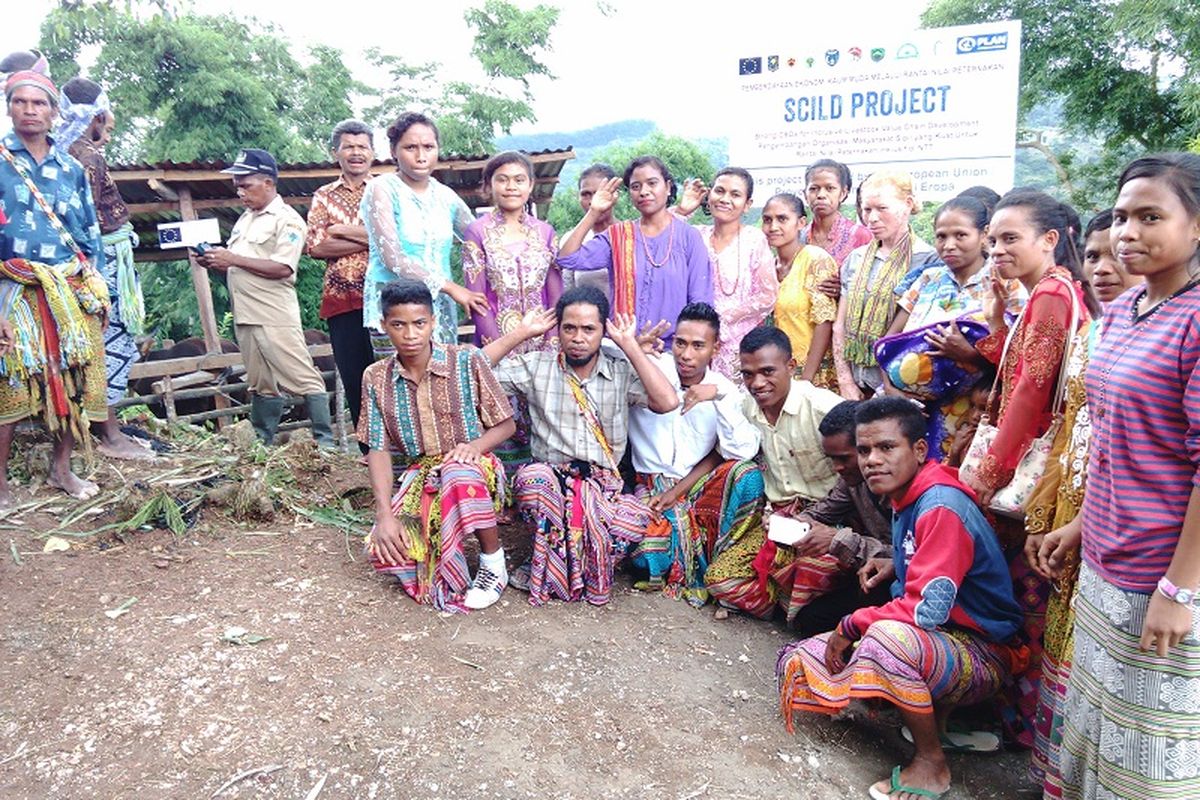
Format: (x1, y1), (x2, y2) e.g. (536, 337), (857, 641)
(626, 302), (762, 606)
(704, 326), (842, 619)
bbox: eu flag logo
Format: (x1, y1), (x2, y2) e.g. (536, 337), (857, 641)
(739, 57), (762, 75)
(159, 227), (182, 245)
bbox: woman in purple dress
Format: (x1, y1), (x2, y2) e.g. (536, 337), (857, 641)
(557, 156), (713, 344)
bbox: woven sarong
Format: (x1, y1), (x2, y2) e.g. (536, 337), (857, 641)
(514, 461), (653, 606)
(632, 459), (763, 605)
(777, 619), (1017, 732)
(1059, 563), (1200, 800)
(366, 455), (504, 613)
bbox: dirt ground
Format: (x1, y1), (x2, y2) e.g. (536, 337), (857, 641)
(0, 441), (1037, 799)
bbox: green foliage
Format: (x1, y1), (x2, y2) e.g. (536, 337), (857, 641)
(364, 0), (559, 155)
(921, 0), (1200, 206)
(38, 3), (361, 163)
(545, 131), (719, 234)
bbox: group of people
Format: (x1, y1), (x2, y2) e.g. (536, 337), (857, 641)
(3, 48), (1198, 800)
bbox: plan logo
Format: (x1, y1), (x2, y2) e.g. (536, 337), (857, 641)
(956, 32), (1009, 54)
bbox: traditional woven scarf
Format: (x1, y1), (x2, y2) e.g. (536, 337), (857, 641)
(4, 70), (57, 105)
(560, 353), (619, 472)
(608, 220), (637, 317)
(102, 223), (144, 335)
(0, 258), (94, 441)
(843, 229), (914, 366)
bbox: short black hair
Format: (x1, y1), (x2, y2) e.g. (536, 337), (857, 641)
(579, 163), (616, 185)
(62, 76), (103, 105)
(739, 325), (792, 360)
(386, 112), (439, 151)
(1084, 208), (1114, 240)
(854, 396), (928, 444)
(957, 185), (1002, 216)
(555, 285), (609, 325)
(676, 302), (720, 337)
(329, 118), (374, 152)
(380, 278), (434, 315)
(818, 400), (860, 439)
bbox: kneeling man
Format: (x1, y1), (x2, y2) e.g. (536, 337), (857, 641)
(485, 286), (678, 606)
(359, 279), (516, 612)
(627, 302), (761, 604)
(776, 397), (1024, 800)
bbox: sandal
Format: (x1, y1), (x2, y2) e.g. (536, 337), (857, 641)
(867, 766), (950, 800)
(900, 725), (1001, 753)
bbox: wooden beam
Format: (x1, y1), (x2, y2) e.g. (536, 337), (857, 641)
(128, 344), (335, 380)
(125, 195), (313, 215)
(147, 178), (179, 201)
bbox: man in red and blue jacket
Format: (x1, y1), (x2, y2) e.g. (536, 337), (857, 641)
(777, 396), (1025, 800)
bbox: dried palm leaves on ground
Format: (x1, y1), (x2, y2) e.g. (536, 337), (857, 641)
(0, 409), (373, 547)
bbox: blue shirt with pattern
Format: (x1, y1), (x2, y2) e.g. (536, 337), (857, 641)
(0, 133), (101, 267)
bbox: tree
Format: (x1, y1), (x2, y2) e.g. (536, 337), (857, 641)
(545, 131), (718, 234)
(364, 0), (559, 155)
(38, 2), (362, 163)
(922, 0), (1200, 206)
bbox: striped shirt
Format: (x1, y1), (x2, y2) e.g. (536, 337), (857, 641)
(357, 343), (513, 459)
(1081, 281), (1200, 592)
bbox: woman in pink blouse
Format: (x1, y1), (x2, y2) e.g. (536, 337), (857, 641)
(676, 167), (777, 382)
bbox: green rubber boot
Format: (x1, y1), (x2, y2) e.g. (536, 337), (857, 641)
(304, 393), (335, 448)
(249, 395), (286, 445)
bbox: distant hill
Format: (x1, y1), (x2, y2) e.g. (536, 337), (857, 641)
(496, 119), (656, 152)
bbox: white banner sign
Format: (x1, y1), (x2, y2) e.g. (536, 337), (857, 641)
(728, 20), (1022, 203)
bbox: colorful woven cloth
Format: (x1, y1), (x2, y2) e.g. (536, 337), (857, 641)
(514, 461), (653, 606)
(101, 223), (143, 336)
(843, 230), (914, 366)
(366, 455), (504, 613)
(631, 459), (764, 604)
(608, 221), (637, 318)
(0, 258), (98, 438)
(776, 619), (1016, 730)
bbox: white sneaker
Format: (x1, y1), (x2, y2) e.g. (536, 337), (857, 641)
(464, 565), (507, 610)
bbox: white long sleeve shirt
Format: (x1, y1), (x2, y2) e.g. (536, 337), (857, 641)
(629, 353), (761, 480)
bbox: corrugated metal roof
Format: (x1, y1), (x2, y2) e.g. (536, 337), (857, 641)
(109, 148), (576, 256)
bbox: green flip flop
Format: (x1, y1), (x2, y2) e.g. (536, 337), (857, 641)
(867, 766), (950, 800)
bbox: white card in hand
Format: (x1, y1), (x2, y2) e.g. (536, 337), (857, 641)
(767, 514), (811, 546)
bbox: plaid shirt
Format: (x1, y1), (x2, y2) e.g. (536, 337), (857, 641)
(493, 346), (649, 467)
(357, 343), (513, 459)
(306, 176), (369, 319)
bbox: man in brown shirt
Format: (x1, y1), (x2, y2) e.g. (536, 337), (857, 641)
(60, 76), (151, 461)
(197, 148), (332, 445)
(781, 400), (894, 636)
(305, 119), (373, 432)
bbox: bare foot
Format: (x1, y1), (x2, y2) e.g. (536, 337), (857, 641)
(0, 486), (12, 511)
(47, 471), (100, 500)
(869, 759), (951, 800)
(98, 433), (156, 460)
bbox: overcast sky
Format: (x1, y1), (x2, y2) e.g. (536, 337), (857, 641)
(10, 0), (929, 138)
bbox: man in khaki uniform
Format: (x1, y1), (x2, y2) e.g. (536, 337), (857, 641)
(197, 148), (332, 445)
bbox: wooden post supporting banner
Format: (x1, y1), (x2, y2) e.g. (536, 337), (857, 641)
(177, 184), (229, 426)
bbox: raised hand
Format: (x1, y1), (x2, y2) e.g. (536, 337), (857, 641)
(445, 282), (489, 316)
(605, 311), (641, 352)
(677, 178), (709, 216)
(589, 176), (623, 216)
(517, 307), (557, 340)
(985, 275), (1009, 331)
(636, 319), (669, 354)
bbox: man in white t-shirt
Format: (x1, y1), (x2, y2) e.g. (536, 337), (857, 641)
(627, 302), (762, 605)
